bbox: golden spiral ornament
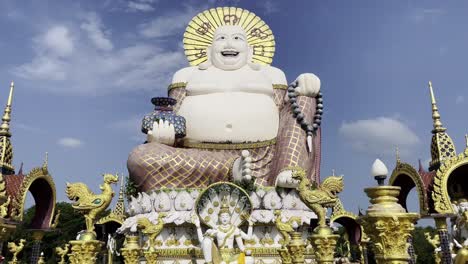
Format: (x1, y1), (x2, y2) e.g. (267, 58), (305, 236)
(184, 7), (275, 66)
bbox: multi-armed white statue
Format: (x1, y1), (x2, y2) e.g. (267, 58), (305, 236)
(192, 196), (253, 264)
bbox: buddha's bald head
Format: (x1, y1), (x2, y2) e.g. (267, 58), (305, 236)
(208, 25), (252, 70)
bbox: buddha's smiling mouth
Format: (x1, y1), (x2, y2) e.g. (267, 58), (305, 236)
(221, 50), (239, 57)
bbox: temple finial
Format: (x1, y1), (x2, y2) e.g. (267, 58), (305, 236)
(428, 81), (445, 133)
(332, 169), (335, 176)
(119, 174), (125, 199)
(396, 146), (401, 164)
(465, 134), (468, 148)
(42, 152), (48, 174)
(0, 81), (15, 136)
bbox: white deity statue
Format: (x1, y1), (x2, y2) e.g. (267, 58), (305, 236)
(128, 7), (323, 191)
(453, 199), (468, 248)
(193, 197), (253, 264)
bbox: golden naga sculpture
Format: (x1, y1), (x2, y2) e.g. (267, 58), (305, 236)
(274, 210), (301, 247)
(292, 168), (344, 227)
(50, 209), (61, 229)
(136, 213), (166, 251)
(0, 196), (10, 218)
(55, 243), (70, 264)
(8, 239), (26, 262)
(425, 232), (441, 264)
(66, 173), (119, 233)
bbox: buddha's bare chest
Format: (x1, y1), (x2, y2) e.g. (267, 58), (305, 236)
(186, 69), (273, 95)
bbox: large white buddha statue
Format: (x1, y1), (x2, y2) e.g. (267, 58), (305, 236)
(128, 7), (322, 191)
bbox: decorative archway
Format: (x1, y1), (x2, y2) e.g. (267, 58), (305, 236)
(11, 166), (56, 229)
(389, 162), (428, 215)
(330, 199), (361, 245)
(432, 150), (468, 214)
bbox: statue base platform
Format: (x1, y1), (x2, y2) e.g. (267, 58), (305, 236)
(120, 186), (321, 263)
(68, 239), (103, 264)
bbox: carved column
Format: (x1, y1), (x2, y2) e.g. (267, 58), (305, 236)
(30, 230), (45, 264)
(68, 240), (103, 264)
(309, 226), (339, 264)
(407, 236), (416, 264)
(358, 186), (419, 264)
(287, 232), (306, 264)
(121, 235), (141, 264)
(434, 216), (452, 264)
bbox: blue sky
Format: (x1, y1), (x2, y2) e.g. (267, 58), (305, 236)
(1, 0), (467, 220)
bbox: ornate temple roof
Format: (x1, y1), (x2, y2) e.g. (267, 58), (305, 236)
(428, 81), (456, 171)
(0, 82), (57, 230)
(389, 81), (466, 216)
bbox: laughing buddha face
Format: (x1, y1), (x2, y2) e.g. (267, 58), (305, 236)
(209, 25), (252, 70)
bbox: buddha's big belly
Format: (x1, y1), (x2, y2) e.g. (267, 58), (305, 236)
(177, 93), (279, 143)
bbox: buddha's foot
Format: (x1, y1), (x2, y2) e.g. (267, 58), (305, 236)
(232, 150), (252, 182)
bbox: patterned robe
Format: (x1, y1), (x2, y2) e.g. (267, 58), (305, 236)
(127, 86), (321, 191)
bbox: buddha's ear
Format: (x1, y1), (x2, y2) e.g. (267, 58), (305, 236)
(247, 46), (261, 71)
(198, 46), (212, 70)
(248, 46), (254, 62)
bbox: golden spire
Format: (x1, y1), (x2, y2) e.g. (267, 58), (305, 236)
(427, 81), (456, 171)
(0, 82), (15, 174)
(112, 174), (125, 216)
(0, 81), (14, 137)
(428, 81), (446, 133)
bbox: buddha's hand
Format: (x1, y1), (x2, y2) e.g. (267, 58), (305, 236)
(275, 170), (299, 188)
(191, 214), (200, 228)
(147, 120), (175, 146)
(294, 73), (321, 97)
(232, 150), (253, 182)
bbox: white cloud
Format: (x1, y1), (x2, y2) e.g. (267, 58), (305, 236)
(80, 13), (113, 51)
(127, 1), (155, 12)
(456, 95), (465, 104)
(58, 137), (83, 148)
(138, 9), (196, 38)
(12, 12), (187, 95)
(339, 117), (420, 157)
(37, 26), (74, 57)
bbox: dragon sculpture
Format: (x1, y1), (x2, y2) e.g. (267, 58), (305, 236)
(55, 243), (70, 264)
(274, 210), (302, 247)
(292, 167), (344, 228)
(137, 213), (166, 250)
(66, 173), (119, 233)
(8, 239), (26, 262)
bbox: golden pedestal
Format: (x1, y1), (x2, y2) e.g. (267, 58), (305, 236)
(278, 247), (292, 264)
(287, 232), (306, 264)
(358, 186), (419, 264)
(121, 235), (141, 264)
(68, 240), (103, 264)
(144, 248), (158, 264)
(309, 227), (339, 264)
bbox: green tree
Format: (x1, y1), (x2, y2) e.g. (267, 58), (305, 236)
(6, 202), (85, 263)
(412, 226), (437, 264)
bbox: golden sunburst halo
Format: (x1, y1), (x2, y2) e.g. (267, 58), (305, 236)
(184, 7), (275, 66)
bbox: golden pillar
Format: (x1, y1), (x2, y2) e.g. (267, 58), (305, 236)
(286, 232), (306, 264)
(121, 235), (141, 264)
(309, 226), (339, 264)
(67, 239), (103, 264)
(358, 159), (419, 264)
(433, 216), (453, 264)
